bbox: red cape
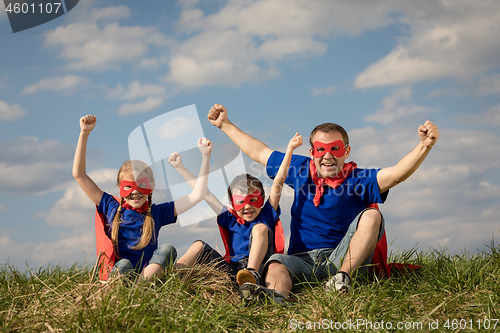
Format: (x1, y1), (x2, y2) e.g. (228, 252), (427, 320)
(94, 198), (118, 281)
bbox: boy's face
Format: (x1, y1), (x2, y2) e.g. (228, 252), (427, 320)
(119, 171), (153, 209)
(232, 187), (263, 222)
(309, 130), (351, 179)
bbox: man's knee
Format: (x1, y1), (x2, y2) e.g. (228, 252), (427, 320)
(357, 208), (382, 229)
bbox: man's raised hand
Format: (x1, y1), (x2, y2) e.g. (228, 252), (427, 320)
(207, 104), (228, 129)
(418, 121), (439, 148)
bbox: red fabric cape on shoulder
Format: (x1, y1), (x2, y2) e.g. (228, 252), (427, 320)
(94, 196), (118, 281)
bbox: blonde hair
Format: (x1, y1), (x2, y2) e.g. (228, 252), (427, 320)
(112, 160), (155, 255)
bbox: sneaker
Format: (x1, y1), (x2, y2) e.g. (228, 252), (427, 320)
(236, 268), (261, 286)
(239, 282), (287, 304)
(326, 271), (352, 292)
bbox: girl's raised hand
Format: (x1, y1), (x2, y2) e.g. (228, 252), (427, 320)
(288, 132), (303, 150)
(80, 115), (96, 133)
(168, 152), (183, 168)
(198, 137), (213, 156)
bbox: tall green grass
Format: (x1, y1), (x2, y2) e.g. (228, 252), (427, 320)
(1, 243), (499, 332)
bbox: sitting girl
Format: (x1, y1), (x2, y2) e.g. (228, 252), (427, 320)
(73, 115), (211, 281)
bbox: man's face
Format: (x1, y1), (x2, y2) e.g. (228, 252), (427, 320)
(309, 131), (350, 179)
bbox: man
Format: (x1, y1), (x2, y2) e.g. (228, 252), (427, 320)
(208, 104), (439, 303)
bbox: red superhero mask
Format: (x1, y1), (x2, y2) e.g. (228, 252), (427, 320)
(312, 140), (347, 158)
(119, 177), (153, 197)
(231, 191), (264, 211)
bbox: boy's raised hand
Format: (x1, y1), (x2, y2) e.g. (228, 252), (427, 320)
(80, 115), (96, 133)
(288, 132), (303, 150)
(168, 152), (183, 168)
(207, 104), (228, 129)
(198, 137), (213, 156)
(418, 121), (439, 148)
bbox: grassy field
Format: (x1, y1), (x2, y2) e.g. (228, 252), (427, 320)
(1, 243), (499, 332)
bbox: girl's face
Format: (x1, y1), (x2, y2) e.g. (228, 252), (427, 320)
(119, 171), (153, 209)
(232, 187), (263, 222)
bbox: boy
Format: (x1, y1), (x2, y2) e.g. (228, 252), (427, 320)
(170, 134), (302, 297)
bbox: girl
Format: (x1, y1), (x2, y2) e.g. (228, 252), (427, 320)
(169, 132), (302, 291)
(73, 115), (211, 281)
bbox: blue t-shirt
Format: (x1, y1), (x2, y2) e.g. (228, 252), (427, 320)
(217, 200), (280, 262)
(97, 192), (177, 269)
(266, 151), (388, 255)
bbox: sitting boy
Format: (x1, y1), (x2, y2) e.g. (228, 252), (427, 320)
(170, 134), (302, 296)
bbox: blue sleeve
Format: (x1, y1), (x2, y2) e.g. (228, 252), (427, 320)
(353, 168), (389, 205)
(216, 206), (231, 229)
(266, 151), (310, 189)
(151, 201), (177, 227)
(97, 192), (118, 222)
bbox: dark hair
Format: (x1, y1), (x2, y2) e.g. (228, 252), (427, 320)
(227, 174), (265, 204)
(309, 123), (349, 148)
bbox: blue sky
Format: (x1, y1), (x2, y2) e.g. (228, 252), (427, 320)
(1, 0), (499, 270)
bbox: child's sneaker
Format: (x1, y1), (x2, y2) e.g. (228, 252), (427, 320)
(239, 282), (287, 304)
(236, 268), (261, 286)
(325, 271), (352, 292)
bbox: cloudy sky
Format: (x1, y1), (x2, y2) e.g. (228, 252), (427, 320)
(1, 0), (499, 270)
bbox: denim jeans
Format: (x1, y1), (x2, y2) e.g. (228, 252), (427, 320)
(113, 243), (177, 275)
(263, 208), (385, 284)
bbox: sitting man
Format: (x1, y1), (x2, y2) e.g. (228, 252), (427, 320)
(207, 103), (439, 303)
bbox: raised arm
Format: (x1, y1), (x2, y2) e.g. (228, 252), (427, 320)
(207, 104), (273, 166)
(168, 151), (224, 214)
(377, 121), (439, 193)
(72, 115), (103, 205)
(268, 132), (303, 211)
(172, 138), (211, 216)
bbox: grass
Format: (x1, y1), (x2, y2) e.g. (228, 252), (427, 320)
(1, 242), (499, 332)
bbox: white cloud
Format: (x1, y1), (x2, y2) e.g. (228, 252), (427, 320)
(0, 100), (26, 122)
(159, 116), (197, 139)
(107, 81), (169, 115)
(364, 86), (433, 124)
(462, 104), (500, 127)
(0, 162), (73, 194)
(355, 1), (500, 88)
(0, 136), (74, 165)
(22, 75), (89, 95)
(42, 169), (117, 227)
(167, 0), (402, 87)
(107, 81), (166, 100)
(0, 136), (96, 194)
(44, 7), (170, 72)
(117, 97), (164, 115)
(311, 85), (336, 96)
(167, 30), (282, 87)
